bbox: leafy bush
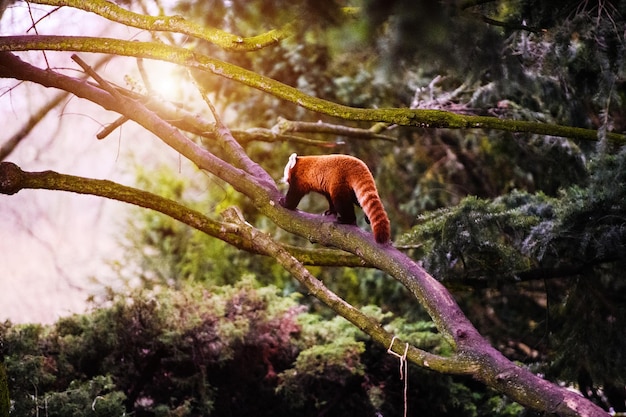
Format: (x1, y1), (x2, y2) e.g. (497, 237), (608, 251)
(2, 277), (525, 417)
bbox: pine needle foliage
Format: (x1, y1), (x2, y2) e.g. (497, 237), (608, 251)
(401, 190), (554, 282)
(401, 148), (626, 408)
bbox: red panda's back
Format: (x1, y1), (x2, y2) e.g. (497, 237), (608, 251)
(322, 155), (391, 244)
(286, 154), (391, 244)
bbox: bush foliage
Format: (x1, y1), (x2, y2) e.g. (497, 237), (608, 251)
(2, 278), (523, 417)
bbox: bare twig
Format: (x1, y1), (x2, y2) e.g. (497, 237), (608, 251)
(96, 115), (128, 140)
(0, 54), (113, 159)
(273, 117), (397, 142)
(71, 54), (123, 100)
(239, 128), (340, 147)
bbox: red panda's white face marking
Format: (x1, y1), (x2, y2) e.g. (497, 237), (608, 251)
(282, 153), (298, 184)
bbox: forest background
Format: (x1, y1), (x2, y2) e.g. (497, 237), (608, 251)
(0, 0), (625, 416)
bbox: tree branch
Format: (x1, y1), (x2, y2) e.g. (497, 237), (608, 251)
(0, 46), (610, 417)
(0, 50), (277, 207)
(0, 54), (112, 160)
(27, 0), (295, 51)
(220, 206), (460, 373)
(188, 69), (277, 189)
(0, 35), (623, 144)
(272, 117), (397, 142)
(0, 161), (364, 267)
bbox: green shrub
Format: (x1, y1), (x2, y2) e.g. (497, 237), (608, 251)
(2, 277), (527, 416)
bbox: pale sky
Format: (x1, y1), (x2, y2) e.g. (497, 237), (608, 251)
(0, 1), (201, 323)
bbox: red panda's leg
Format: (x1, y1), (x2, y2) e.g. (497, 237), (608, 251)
(323, 194), (337, 216)
(332, 197), (357, 225)
(280, 186), (305, 210)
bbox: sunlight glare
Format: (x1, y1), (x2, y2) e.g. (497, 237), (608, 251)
(143, 61), (185, 101)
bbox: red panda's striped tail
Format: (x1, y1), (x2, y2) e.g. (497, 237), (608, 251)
(354, 179), (391, 244)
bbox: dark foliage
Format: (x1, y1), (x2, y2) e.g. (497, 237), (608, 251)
(1, 280), (523, 417)
(401, 148), (626, 411)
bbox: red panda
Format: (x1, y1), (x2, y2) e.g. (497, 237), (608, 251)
(280, 153), (391, 244)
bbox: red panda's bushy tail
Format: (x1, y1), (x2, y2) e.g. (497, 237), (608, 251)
(353, 178), (391, 244)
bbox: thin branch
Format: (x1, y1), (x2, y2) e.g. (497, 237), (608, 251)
(237, 128), (340, 147)
(0, 89), (65, 160)
(136, 57), (152, 93)
(96, 115), (128, 140)
(27, 0), (295, 51)
(1, 35), (623, 145)
(26, 5), (63, 32)
(72, 54), (131, 139)
(25, 1), (50, 68)
(71, 54), (123, 100)
(188, 69), (277, 189)
(273, 117), (397, 142)
(473, 13), (543, 33)
(0, 54), (112, 160)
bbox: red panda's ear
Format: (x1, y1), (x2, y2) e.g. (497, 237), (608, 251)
(282, 153), (298, 183)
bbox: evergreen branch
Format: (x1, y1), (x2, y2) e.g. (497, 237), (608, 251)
(0, 35), (623, 145)
(26, 0), (295, 51)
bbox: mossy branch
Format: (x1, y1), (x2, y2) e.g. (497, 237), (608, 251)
(0, 47), (612, 417)
(0, 35), (623, 144)
(0, 161), (362, 267)
(220, 206), (461, 374)
(27, 0), (294, 51)
(272, 117), (397, 142)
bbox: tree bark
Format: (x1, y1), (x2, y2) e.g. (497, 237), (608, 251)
(0, 4), (616, 412)
(0, 49), (609, 416)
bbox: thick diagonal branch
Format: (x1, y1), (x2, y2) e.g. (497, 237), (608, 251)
(0, 52), (609, 417)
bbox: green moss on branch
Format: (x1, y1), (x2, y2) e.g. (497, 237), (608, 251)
(28, 0), (294, 51)
(0, 36), (623, 144)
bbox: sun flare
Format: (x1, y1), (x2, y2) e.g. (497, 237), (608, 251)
(139, 61), (185, 101)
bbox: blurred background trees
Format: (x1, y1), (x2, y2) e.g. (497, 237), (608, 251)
(1, 0), (625, 415)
